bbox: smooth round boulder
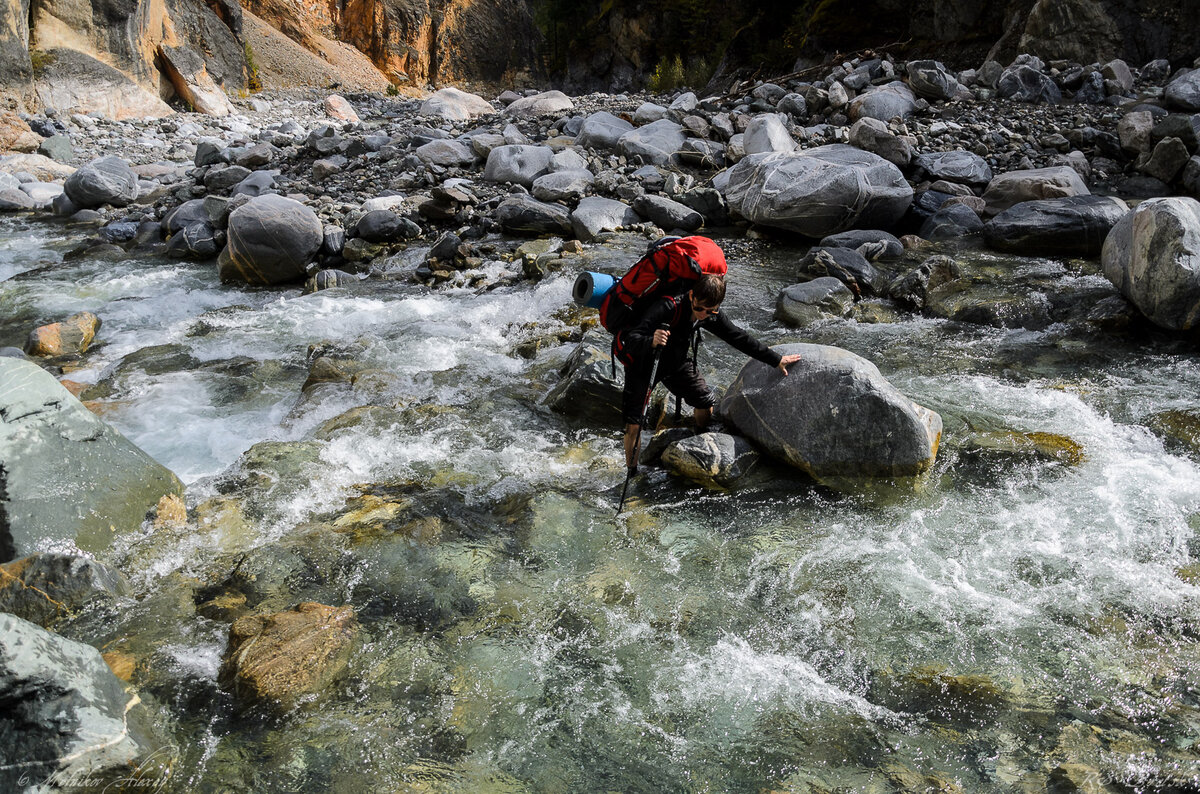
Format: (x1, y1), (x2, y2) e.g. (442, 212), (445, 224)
(906, 60), (964, 101)
(819, 229), (905, 262)
(661, 432), (761, 489)
(418, 87), (495, 121)
(718, 343), (942, 480)
(354, 209), (419, 243)
(914, 150), (992, 187)
(848, 82), (918, 122)
(1102, 197), (1200, 330)
(576, 111), (635, 151)
(775, 277), (856, 326)
(617, 119), (687, 166)
(569, 196), (638, 241)
(724, 144), (913, 238)
(632, 194), (703, 232)
(493, 194), (573, 235)
(532, 170), (594, 202)
(483, 144), (554, 186)
(985, 195), (1128, 256)
(218, 194), (322, 285)
(981, 166), (1090, 216)
(743, 114), (795, 155)
(415, 139), (476, 167)
(504, 90), (574, 117)
(63, 156), (137, 208)
(919, 202), (984, 240)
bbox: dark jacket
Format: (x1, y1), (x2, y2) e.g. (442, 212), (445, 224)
(622, 295), (783, 374)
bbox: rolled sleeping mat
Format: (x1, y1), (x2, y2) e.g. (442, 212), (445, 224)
(572, 271), (616, 309)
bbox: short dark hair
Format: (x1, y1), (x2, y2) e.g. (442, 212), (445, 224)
(692, 274), (726, 305)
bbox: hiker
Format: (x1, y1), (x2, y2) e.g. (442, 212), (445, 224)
(619, 273), (802, 471)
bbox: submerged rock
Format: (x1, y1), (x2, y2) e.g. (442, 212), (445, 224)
(0, 553), (130, 627)
(544, 331), (622, 423)
(984, 195), (1128, 256)
(661, 432), (761, 488)
(0, 358), (183, 561)
(221, 602), (357, 711)
(24, 311), (101, 357)
(775, 277), (856, 326)
(718, 343), (942, 480)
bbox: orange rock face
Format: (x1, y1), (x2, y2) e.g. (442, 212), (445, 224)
(25, 311), (101, 357)
(0, 111), (41, 153)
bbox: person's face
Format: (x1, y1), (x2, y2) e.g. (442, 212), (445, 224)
(690, 292), (721, 322)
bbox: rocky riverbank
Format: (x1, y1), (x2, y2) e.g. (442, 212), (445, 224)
(4, 50), (1200, 792)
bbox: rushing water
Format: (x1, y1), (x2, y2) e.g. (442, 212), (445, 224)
(5, 215), (1200, 792)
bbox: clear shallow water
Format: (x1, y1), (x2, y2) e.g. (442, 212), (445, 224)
(4, 218), (1200, 791)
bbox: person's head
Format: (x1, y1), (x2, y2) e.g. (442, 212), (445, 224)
(689, 274), (725, 320)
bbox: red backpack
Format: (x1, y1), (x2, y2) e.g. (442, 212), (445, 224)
(598, 236), (728, 335)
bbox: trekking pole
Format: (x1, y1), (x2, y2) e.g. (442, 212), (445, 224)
(617, 324), (669, 515)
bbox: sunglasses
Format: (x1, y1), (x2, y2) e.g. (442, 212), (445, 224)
(692, 301), (720, 316)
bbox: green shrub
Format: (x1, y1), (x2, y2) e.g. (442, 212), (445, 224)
(243, 42), (262, 93)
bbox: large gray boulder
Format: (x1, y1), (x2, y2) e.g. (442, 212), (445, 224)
(724, 144), (913, 238)
(483, 144), (554, 186)
(63, 156), (138, 208)
(543, 331), (622, 423)
(504, 90), (574, 117)
(0, 614), (159, 791)
(415, 139), (476, 167)
(1102, 197), (1200, 330)
(718, 343), (942, 480)
(494, 194), (573, 235)
(906, 60), (966, 101)
(743, 114), (795, 155)
(418, 87), (495, 121)
(1165, 69), (1200, 112)
(914, 150), (993, 187)
(570, 196), (638, 241)
(848, 118), (913, 168)
(218, 194), (323, 285)
(632, 194), (703, 232)
(985, 195), (1129, 257)
(997, 64), (1062, 104)
(775, 277), (856, 327)
(576, 111), (634, 151)
(617, 119), (686, 166)
(532, 169), (594, 202)
(0, 358), (182, 562)
(981, 166), (1090, 216)
(848, 82), (918, 122)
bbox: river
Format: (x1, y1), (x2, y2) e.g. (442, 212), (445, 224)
(3, 215), (1200, 791)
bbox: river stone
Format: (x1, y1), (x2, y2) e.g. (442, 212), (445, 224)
(617, 119), (687, 166)
(984, 195), (1129, 256)
(914, 150), (992, 187)
(25, 311), (100, 357)
(848, 117), (913, 168)
(0, 188), (35, 211)
(204, 164), (252, 193)
(532, 169), (594, 202)
(634, 102), (668, 123)
(63, 155), (138, 208)
(576, 111), (634, 151)
(505, 90), (573, 117)
(570, 196), (638, 241)
(0, 613), (157, 790)
(848, 82), (918, 122)
(218, 194), (322, 285)
(1165, 69), (1200, 112)
(543, 330), (622, 423)
(719, 343), (942, 479)
(418, 87), (495, 121)
(819, 229), (905, 262)
(416, 139), (476, 167)
(661, 432), (761, 489)
(633, 194), (703, 232)
(775, 277), (856, 326)
(997, 64), (1062, 104)
(0, 553), (130, 627)
(0, 358), (183, 561)
(163, 198), (209, 234)
(743, 114), (795, 155)
(221, 601), (357, 711)
(724, 144), (913, 238)
(799, 246), (879, 295)
(1143, 137), (1190, 183)
(494, 194), (573, 235)
(906, 60), (965, 101)
(166, 221), (223, 259)
(1150, 115), (1200, 152)
(37, 134), (73, 163)
(355, 209), (419, 242)
(981, 166), (1090, 216)
(483, 144), (554, 186)
(919, 202), (984, 240)
(231, 170), (276, 198)
(1102, 197), (1200, 330)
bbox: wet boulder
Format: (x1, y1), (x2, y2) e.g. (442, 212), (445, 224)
(418, 87), (495, 121)
(819, 229), (905, 263)
(218, 194), (323, 285)
(24, 311), (100, 357)
(661, 432), (761, 489)
(724, 144), (913, 238)
(354, 209), (420, 243)
(0, 358), (183, 561)
(0, 553), (130, 627)
(483, 144), (554, 186)
(718, 343), (942, 480)
(0, 614), (160, 790)
(221, 602), (357, 712)
(166, 221), (223, 259)
(63, 156), (138, 208)
(798, 246), (878, 295)
(1102, 197), (1200, 331)
(543, 330), (623, 423)
(576, 111), (634, 151)
(985, 195), (1128, 257)
(981, 166), (1090, 216)
(919, 202), (984, 241)
(775, 277), (856, 326)
(617, 119), (687, 166)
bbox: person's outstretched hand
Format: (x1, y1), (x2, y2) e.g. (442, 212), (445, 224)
(777, 354), (802, 375)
